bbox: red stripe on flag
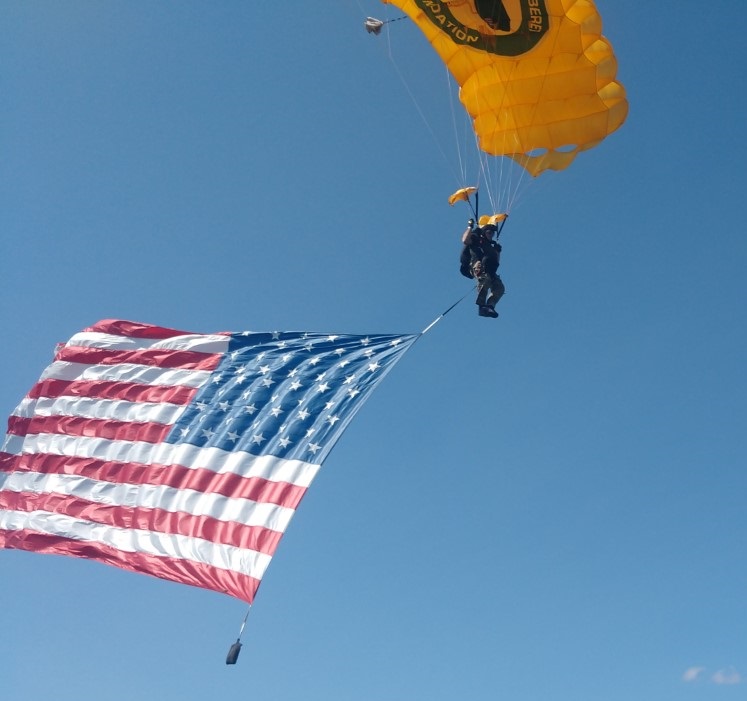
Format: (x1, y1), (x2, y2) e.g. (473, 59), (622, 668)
(27, 379), (197, 404)
(0, 491), (284, 554)
(7, 415), (171, 444)
(0, 528), (261, 603)
(57, 345), (224, 371)
(1, 453), (308, 509)
(85, 319), (201, 339)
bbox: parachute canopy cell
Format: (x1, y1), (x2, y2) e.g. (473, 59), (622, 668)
(381, 0), (628, 176)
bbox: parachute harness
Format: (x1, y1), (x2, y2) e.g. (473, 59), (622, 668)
(422, 213), (508, 335)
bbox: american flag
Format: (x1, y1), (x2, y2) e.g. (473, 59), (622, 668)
(0, 319), (418, 603)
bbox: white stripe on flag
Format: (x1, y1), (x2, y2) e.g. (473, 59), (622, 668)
(40, 361), (212, 388)
(66, 331), (231, 353)
(2, 471), (297, 533)
(3, 433), (322, 486)
(0, 509), (272, 580)
(14, 397), (188, 424)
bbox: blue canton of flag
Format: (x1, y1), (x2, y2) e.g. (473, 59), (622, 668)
(172, 330), (417, 464)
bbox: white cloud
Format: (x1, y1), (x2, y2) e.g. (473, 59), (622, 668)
(683, 666), (705, 683)
(712, 668), (742, 685)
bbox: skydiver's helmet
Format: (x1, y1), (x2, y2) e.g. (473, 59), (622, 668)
(482, 224), (497, 238)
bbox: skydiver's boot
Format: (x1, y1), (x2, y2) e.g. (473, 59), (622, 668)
(478, 306), (494, 317)
(484, 306), (499, 318)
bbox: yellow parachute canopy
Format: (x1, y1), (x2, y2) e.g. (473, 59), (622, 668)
(381, 0), (628, 176)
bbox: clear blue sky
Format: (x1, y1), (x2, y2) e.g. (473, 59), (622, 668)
(2, 2), (745, 700)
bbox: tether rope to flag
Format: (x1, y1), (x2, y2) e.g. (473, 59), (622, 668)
(421, 288), (476, 335)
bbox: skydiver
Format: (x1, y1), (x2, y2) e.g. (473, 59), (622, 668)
(460, 220), (505, 318)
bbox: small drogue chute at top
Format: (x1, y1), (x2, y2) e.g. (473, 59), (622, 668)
(366, 0), (628, 226)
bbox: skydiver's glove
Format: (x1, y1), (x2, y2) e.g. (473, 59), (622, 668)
(468, 219), (475, 228)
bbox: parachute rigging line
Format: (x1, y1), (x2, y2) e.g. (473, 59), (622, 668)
(367, 16), (470, 189)
(445, 66), (479, 195)
(366, 10), (522, 219)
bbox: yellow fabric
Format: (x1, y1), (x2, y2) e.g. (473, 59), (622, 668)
(382, 0), (628, 176)
(448, 186), (478, 205)
(479, 213), (508, 227)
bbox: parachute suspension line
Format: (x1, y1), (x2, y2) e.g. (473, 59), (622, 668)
(445, 66), (468, 188)
(504, 161), (533, 214)
(375, 25), (467, 187)
(444, 72), (510, 220)
(467, 115), (499, 216)
(504, 18), (570, 211)
(504, 151), (530, 214)
(472, 60), (523, 217)
(225, 605), (251, 665)
(463, 71), (488, 210)
(443, 65), (505, 213)
(463, 53), (536, 218)
(477, 152), (494, 214)
(445, 66), (482, 194)
(505, 61), (533, 211)
(476, 139), (502, 216)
